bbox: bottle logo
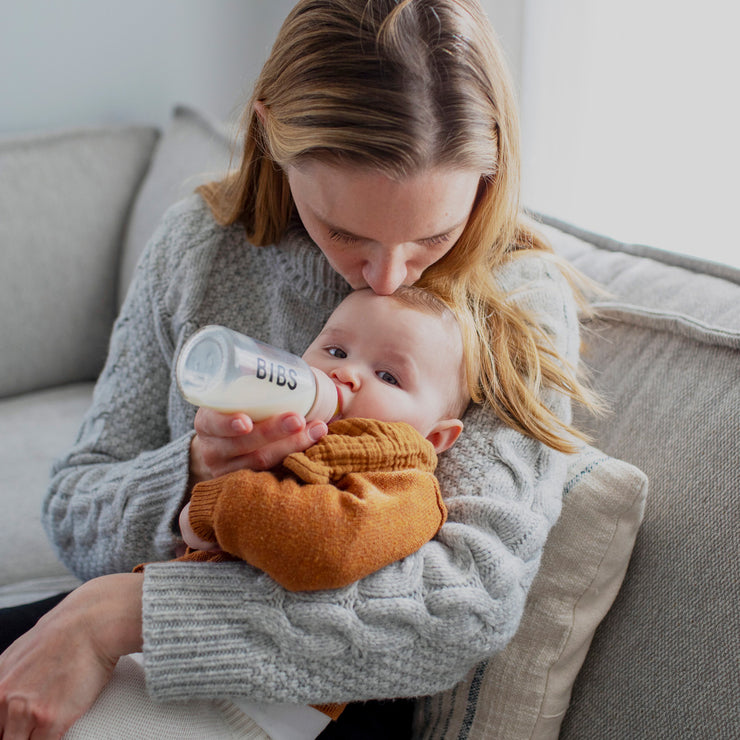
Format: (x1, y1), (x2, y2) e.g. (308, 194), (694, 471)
(256, 357), (298, 390)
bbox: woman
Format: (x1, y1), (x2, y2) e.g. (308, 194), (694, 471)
(0, 0), (596, 736)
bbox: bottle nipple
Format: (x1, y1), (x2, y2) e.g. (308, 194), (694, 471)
(308, 368), (340, 422)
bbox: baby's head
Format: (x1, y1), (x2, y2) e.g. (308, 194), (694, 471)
(303, 287), (469, 454)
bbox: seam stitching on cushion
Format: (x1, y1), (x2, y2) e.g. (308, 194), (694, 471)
(586, 303), (740, 348)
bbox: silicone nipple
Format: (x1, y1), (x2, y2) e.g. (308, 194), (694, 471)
(308, 368), (340, 422)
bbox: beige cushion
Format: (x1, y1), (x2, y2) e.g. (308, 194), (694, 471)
(414, 446), (647, 739)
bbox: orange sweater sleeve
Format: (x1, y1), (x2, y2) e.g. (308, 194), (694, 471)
(187, 465), (447, 591)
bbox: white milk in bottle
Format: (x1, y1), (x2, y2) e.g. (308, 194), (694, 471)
(176, 325), (338, 422)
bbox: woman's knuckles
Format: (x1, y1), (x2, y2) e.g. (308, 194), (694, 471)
(3, 693), (56, 734)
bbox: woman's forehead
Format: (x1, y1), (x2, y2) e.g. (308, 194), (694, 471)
(288, 161), (481, 236)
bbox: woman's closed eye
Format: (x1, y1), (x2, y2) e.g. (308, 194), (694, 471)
(328, 230), (359, 244)
(420, 232), (454, 247)
(328, 229), (453, 248)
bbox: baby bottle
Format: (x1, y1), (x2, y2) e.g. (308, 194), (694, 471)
(176, 325), (339, 422)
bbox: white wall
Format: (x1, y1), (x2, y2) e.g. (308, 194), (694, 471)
(0, 0), (522, 135)
(0, 0), (295, 135)
(480, 1), (524, 96)
(518, 0), (740, 267)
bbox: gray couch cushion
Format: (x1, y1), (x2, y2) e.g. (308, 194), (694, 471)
(118, 104), (234, 305)
(0, 125), (158, 397)
(0, 383), (93, 588)
(541, 218), (740, 738)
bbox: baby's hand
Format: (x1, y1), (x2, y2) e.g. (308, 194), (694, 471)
(178, 502), (218, 551)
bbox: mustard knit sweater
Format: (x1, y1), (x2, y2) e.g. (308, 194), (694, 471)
(180, 418), (446, 590)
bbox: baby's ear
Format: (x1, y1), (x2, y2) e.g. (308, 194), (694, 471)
(426, 419), (464, 454)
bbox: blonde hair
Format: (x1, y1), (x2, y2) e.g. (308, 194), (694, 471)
(198, 0), (599, 453)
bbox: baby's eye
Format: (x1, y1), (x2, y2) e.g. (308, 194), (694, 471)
(377, 370), (399, 386)
(327, 347), (347, 359)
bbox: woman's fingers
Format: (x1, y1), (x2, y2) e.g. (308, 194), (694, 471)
(190, 409), (328, 480)
(0, 575), (143, 740)
(3, 696), (38, 740)
(193, 408), (254, 439)
(2, 696), (65, 740)
(233, 418), (328, 471)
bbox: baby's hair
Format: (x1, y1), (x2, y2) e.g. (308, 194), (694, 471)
(387, 284), (453, 317)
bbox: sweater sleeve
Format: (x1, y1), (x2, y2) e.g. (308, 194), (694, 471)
(187, 466), (447, 591)
(141, 253), (581, 705)
(41, 202), (213, 577)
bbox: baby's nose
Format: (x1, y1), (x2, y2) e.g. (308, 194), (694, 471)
(330, 365), (360, 390)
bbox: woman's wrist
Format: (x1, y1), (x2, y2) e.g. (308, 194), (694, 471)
(73, 573), (145, 659)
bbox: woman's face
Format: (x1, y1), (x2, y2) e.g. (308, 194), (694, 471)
(287, 161), (481, 295)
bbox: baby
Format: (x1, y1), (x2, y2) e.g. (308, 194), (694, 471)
(172, 285), (470, 736)
(178, 285), (470, 591)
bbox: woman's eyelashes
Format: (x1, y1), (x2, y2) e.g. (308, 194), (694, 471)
(421, 233), (453, 247)
(327, 229), (452, 248)
(328, 230), (358, 244)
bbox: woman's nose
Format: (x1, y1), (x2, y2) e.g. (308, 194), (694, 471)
(361, 249), (409, 295)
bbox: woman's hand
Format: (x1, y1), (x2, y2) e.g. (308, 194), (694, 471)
(189, 408), (328, 484)
(0, 573), (144, 739)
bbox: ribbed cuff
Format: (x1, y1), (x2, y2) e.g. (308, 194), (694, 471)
(188, 478), (225, 542)
(138, 432), (197, 561)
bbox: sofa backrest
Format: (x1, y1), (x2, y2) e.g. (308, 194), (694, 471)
(0, 125), (158, 398)
(0, 106), (235, 400)
(541, 216), (739, 738)
(117, 104), (235, 307)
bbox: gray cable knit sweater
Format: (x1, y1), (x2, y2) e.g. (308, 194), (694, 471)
(43, 194), (579, 705)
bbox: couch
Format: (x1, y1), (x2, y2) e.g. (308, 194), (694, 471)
(1, 105), (737, 739)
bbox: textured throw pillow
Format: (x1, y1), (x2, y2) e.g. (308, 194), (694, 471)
(541, 217), (739, 738)
(413, 446), (647, 740)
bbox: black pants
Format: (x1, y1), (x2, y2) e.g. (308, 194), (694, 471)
(317, 699), (414, 739)
(0, 595), (414, 738)
(0, 591), (70, 652)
